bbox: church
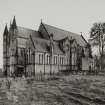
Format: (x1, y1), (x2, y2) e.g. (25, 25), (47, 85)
(3, 16), (93, 77)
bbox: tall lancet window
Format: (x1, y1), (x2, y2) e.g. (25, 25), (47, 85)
(49, 33), (54, 55)
(39, 54), (41, 64)
(47, 55), (50, 64)
(42, 54), (43, 64)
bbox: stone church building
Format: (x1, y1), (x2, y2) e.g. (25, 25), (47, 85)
(3, 17), (93, 76)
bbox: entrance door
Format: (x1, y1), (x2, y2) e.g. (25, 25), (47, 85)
(15, 67), (24, 77)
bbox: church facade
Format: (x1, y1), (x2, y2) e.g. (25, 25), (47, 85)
(3, 17), (93, 77)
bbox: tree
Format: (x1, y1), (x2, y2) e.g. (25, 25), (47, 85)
(90, 22), (105, 71)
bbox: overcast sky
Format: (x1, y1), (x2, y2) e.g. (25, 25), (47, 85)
(0, 0), (105, 68)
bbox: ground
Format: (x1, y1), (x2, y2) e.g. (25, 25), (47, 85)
(1, 74), (105, 105)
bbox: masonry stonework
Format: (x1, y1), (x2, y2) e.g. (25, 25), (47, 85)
(3, 17), (93, 77)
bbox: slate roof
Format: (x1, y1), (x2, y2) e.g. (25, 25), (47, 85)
(14, 23), (87, 52)
(17, 26), (41, 38)
(43, 23), (87, 47)
(16, 26), (41, 48)
(30, 35), (63, 54)
(17, 38), (27, 48)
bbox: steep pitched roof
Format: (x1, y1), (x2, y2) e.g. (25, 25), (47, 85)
(29, 35), (63, 54)
(42, 23), (87, 47)
(15, 26), (41, 48)
(17, 38), (27, 48)
(17, 26), (41, 38)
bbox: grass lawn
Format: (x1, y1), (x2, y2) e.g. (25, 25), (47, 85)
(0, 74), (105, 105)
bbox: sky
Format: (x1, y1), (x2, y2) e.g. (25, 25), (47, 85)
(0, 0), (105, 68)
